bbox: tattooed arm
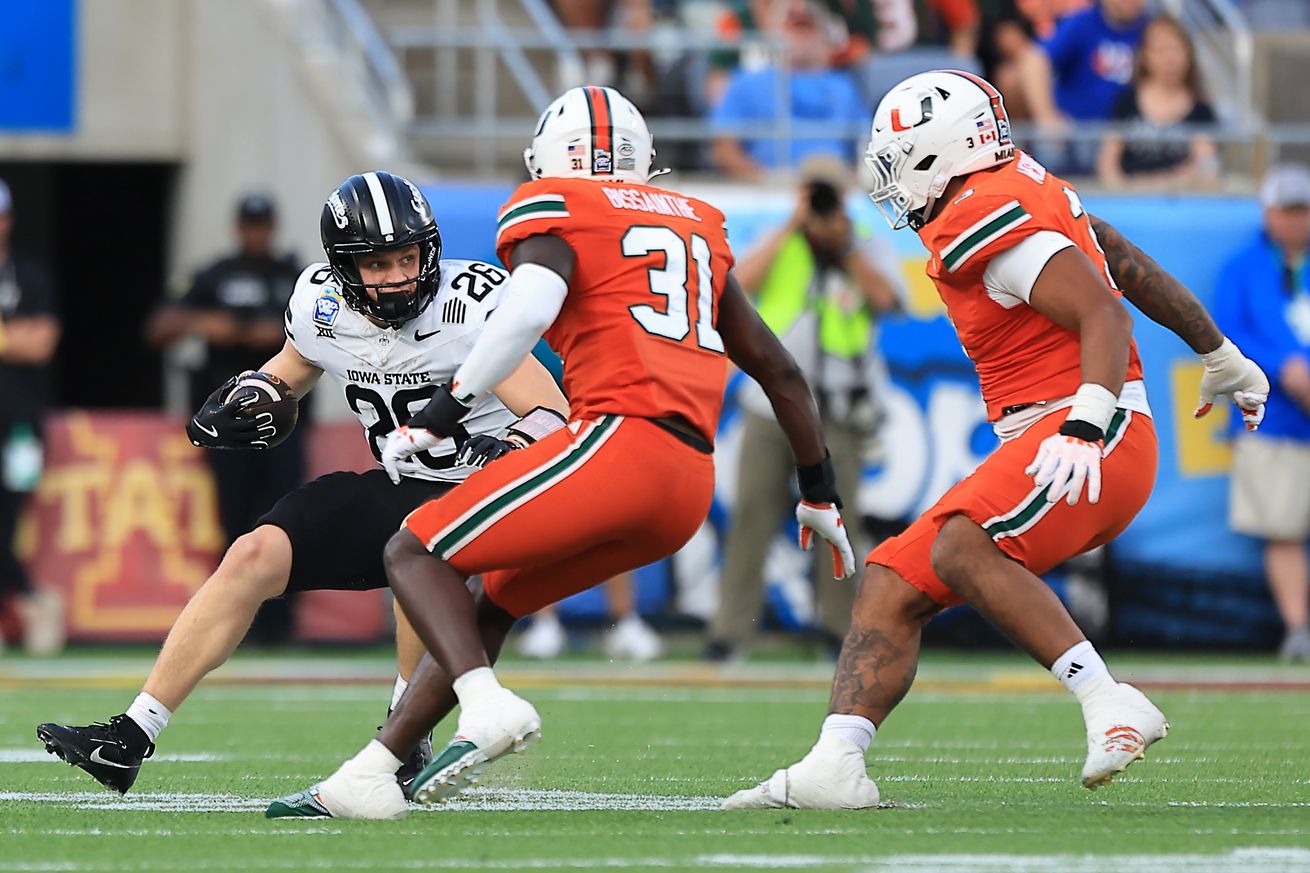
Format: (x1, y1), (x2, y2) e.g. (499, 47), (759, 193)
(1089, 214), (1224, 355)
(1090, 214), (1270, 429)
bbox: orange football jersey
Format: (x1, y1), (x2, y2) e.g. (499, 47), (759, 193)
(495, 177), (735, 441)
(918, 151), (1144, 421)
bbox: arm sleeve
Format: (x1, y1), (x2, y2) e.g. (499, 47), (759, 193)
(450, 263), (570, 403)
(982, 230), (1076, 308)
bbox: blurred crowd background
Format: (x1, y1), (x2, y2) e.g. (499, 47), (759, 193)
(1, 0), (1308, 663)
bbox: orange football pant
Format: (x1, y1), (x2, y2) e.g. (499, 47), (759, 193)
(403, 414), (714, 617)
(869, 408), (1158, 608)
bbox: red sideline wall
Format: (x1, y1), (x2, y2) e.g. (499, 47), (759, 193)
(16, 412), (392, 643)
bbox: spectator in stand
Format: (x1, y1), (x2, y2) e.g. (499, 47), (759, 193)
(1013, 0), (1092, 40)
(980, 0), (1093, 123)
(980, 5), (1041, 120)
(1213, 164), (1310, 663)
(826, 0), (918, 67)
(845, 0), (984, 105)
(551, 0), (659, 100)
(1018, 0), (1149, 172)
(707, 1), (775, 109)
(1040, 0), (1148, 121)
(711, 0), (869, 181)
(146, 194), (305, 645)
(0, 178), (64, 656)
(1096, 15), (1217, 190)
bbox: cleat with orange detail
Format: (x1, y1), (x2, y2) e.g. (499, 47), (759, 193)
(1080, 682), (1169, 789)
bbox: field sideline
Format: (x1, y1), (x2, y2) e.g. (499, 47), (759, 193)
(2, 650), (1308, 872)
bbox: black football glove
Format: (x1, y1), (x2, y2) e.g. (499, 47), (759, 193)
(186, 374), (267, 449)
(455, 406), (568, 469)
(457, 434), (517, 468)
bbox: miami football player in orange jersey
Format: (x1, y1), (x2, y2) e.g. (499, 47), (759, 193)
(725, 70), (1271, 809)
(266, 86), (858, 820)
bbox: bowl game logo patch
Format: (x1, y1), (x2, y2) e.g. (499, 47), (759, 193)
(313, 291), (342, 327)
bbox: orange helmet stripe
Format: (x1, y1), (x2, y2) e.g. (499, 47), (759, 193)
(946, 69), (1000, 99)
(944, 68), (1011, 138)
(584, 85), (614, 175)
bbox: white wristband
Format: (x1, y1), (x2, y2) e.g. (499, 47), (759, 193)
(1067, 383), (1118, 434)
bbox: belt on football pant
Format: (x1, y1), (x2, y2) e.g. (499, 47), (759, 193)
(647, 416), (713, 454)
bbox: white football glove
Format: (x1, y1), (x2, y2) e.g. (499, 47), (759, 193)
(796, 501), (858, 580)
(1195, 338), (1270, 432)
(1025, 433), (1102, 506)
(381, 426), (443, 484)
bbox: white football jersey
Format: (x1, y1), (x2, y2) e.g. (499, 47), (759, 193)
(285, 259), (519, 483)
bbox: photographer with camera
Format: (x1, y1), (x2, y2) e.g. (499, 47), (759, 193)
(705, 156), (904, 661)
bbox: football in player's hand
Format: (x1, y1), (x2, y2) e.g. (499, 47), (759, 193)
(223, 371), (299, 448)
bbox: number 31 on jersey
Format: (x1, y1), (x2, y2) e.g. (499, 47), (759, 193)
(623, 226), (724, 353)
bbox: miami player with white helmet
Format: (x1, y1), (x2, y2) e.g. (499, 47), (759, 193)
(267, 84), (856, 820)
(37, 171), (569, 797)
(725, 70), (1270, 808)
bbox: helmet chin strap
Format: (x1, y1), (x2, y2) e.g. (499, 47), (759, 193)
(912, 193), (939, 230)
(373, 288), (414, 322)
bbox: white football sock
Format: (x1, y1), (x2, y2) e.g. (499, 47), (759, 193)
(818, 713), (876, 753)
(125, 692), (172, 743)
(1050, 640), (1113, 703)
(349, 739), (403, 775)
(451, 666), (503, 707)
(390, 675), (408, 711)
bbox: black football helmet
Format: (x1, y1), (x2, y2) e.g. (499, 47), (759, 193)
(320, 171), (442, 327)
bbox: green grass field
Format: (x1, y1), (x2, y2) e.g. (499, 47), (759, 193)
(2, 649), (1309, 872)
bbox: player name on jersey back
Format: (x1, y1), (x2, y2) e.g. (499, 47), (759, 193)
(284, 259), (517, 482)
(600, 187), (702, 221)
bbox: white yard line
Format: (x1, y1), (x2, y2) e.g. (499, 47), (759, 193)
(0, 750), (225, 763)
(4, 788), (1309, 816)
(1, 849), (1309, 872)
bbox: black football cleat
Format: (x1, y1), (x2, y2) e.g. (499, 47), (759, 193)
(396, 732), (434, 796)
(37, 715), (155, 795)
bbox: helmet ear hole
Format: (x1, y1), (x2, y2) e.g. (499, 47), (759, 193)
(914, 155), (938, 172)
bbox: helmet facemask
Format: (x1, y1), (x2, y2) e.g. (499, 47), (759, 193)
(327, 232), (441, 328)
(865, 140), (948, 232)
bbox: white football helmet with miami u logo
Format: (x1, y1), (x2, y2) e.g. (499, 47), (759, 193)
(523, 85), (660, 185)
(865, 70), (1016, 230)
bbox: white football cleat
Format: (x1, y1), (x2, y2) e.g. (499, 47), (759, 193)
(410, 690), (542, 805)
(1080, 682), (1169, 789)
(722, 736), (879, 809)
(516, 612), (566, 660)
(602, 615), (663, 662)
(266, 756), (408, 820)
